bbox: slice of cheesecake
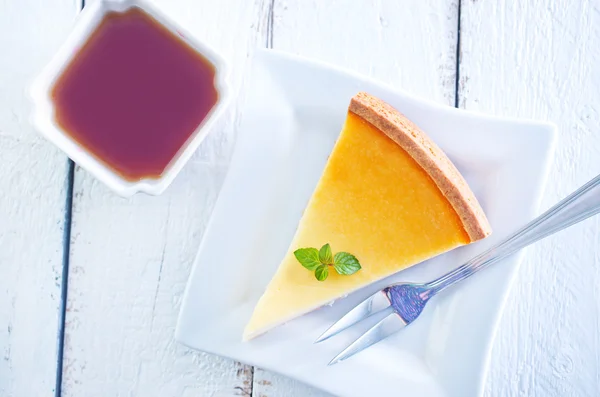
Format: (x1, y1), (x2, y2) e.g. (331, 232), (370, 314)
(243, 92), (491, 340)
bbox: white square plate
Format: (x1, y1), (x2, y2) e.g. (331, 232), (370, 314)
(177, 49), (556, 397)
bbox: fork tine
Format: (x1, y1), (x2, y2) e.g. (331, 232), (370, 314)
(315, 290), (391, 343)
(327, 312), (407, 365)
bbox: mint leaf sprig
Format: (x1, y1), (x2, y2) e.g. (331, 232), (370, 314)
(294, 244), (361, 281)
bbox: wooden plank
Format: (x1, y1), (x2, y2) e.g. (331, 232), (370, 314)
(0, 0), (78, 396)
(460, 1), (600, 396)
(61, 1), (270, 395)
(252, 1), (460, 395)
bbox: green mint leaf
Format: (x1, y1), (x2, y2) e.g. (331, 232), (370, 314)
(315, 264), (329, 281)
(319, 243), (333, 265)
(294, 248), (321, 270)
(333, 252), (362, 275)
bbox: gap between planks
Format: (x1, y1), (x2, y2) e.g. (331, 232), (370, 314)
(54, 160), (75, 397)
(454, 0), (461, 109)
(55, 1), (84, 395)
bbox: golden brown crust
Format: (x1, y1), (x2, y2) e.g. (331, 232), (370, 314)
(349, 92), (491, 241)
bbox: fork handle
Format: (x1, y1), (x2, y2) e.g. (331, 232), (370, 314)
(427, 173), (600, 294)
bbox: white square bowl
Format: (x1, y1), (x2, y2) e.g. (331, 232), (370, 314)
(29, 0), (230, 196)
(176, 49), (557, 397)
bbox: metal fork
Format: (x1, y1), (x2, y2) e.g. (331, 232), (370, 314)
(317, 173), (600, 365)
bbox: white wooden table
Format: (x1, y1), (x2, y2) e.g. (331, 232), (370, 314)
(2, 0), (599, 396)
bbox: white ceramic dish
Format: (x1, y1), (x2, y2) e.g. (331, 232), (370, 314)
(29, 0), (230, 197)
(177, 49), (556, 397)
